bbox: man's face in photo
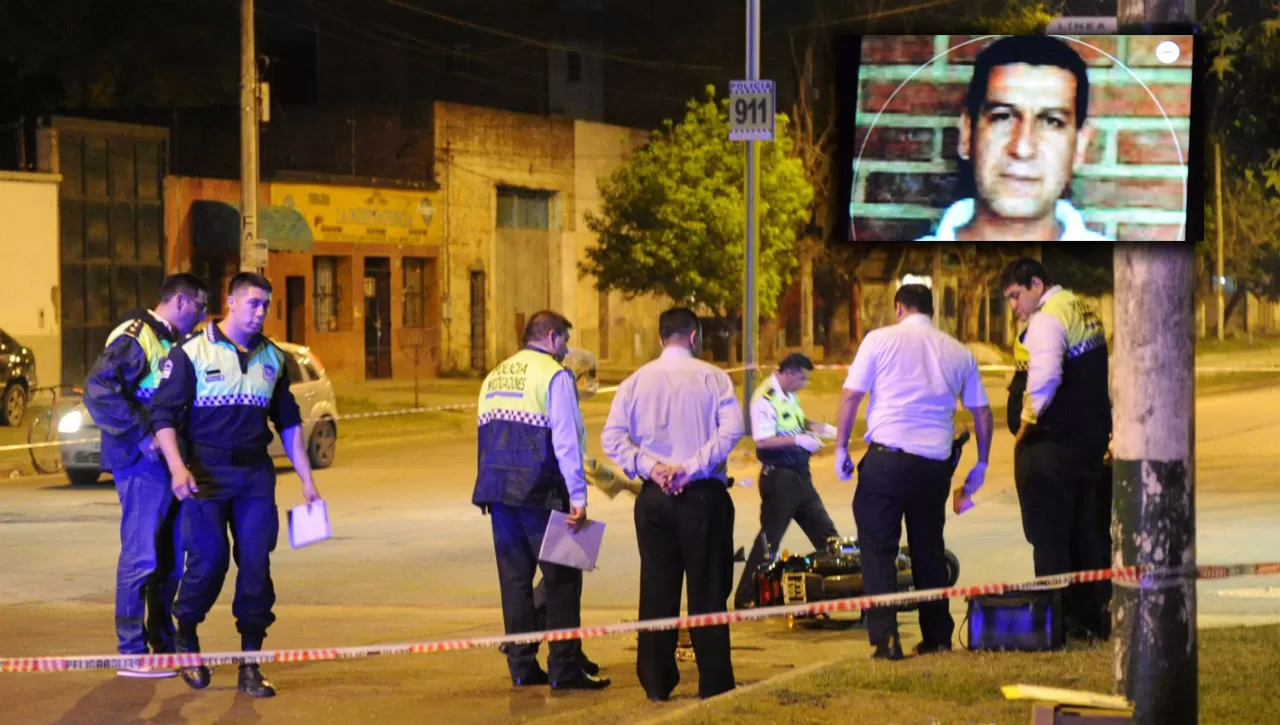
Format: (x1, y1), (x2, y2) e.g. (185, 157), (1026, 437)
(961, 63), (1091, 223)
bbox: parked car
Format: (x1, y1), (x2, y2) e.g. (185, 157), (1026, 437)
(1, 327), (38, 427)
(57, 339), (339, 486)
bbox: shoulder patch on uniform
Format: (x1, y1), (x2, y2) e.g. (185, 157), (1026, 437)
(121, 318), (145, 338)
(161, 359), (173, 379)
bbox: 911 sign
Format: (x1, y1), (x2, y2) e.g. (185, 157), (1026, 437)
(729, 80), (775, 142)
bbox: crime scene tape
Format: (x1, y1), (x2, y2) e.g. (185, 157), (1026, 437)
(4, 560), (1278, 673)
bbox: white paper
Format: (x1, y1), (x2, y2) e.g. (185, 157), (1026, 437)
(288, 500), (331, 549)
(538, 511), (605, 571)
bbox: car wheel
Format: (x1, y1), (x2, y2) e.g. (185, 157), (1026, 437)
(1, 383), (26, 427)
(66, 468), (102, 486)
(307, 418), (336, 469)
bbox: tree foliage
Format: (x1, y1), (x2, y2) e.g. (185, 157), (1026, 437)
(1203, 0), (1280, 302)
(581, 86), (814, 318)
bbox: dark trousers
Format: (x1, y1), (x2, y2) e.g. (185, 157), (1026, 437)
(1015, 437), (1113, 637)
(733, 465), (838, 608)
(113, 461), (183, 655)
(852, 446), (955, 649)
(634, 480), (736, 700)
(489, 503), (584, 683)
(173, 462), (279, 650)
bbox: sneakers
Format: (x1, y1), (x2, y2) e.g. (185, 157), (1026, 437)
(116, 665), (177, 679)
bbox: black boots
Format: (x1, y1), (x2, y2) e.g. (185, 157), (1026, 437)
(175, 623), (212, 690)
(237, 663), (277, 698)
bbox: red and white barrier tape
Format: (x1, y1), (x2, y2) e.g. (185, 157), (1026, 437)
(4, 560), (1278, 674)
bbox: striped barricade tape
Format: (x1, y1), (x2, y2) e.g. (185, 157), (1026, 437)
(4, 560), (1278, 674)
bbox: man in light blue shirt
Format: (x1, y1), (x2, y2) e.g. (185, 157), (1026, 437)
(602, 307), (743, 702)
(916, 35), (1114, 242)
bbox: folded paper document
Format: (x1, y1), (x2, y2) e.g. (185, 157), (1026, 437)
(539, 511), (605, 571)
(288, 500), (331, 549)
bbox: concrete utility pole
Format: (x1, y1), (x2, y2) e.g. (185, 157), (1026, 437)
(742, 0), (761, 434)
(1112, 2), (1197, 724)
(240, 0), (263, 273)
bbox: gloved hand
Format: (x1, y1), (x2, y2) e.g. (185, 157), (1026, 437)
(815, 423), (839, 440)
(962, 462), (988, 496)
(835, 447), (854, 481)
(796, 434), (824, 453)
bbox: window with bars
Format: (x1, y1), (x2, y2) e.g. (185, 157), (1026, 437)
(403, 257), (432, 328)
(313, 255), (344, 332)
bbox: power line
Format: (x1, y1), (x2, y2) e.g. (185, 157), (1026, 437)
(376, 0), (723, 73)
(263, 3), (698, 107)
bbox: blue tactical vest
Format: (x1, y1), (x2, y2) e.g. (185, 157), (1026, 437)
(181, 325), (287, 447)
(471, 348), (571, 512)
(751, 375), (812, 472)
(105, 314), (174, 403)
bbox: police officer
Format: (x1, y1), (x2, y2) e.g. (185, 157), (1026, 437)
(150, 272), (322, 697)
(732, 352), (840, 609)
(83, 274), (208, 678)
(473, 311), (610, 691)
(834, 284), (994, 659)
(1000, 258), (1112, 641)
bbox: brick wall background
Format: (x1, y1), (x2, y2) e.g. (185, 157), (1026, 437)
(849, 35), (1194, 242)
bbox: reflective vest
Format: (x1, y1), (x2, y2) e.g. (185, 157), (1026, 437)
(752, 375), (811, 472)
(1024, 289), (1111, 452)
(105, 314), (174, 403)
(1006, 329), (1029, 435)
(472, 348), (572, 512)
(182, 325), (287, 444)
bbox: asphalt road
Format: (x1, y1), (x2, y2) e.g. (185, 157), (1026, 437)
(1, 382), (1278, 724)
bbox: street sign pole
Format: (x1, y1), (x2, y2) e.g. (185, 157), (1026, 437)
(731, 0), (772, 434)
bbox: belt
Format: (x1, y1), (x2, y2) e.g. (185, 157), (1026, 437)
(189, 443), (271, 466)
(867, 442), (948, 466)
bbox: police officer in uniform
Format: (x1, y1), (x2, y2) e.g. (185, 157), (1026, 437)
(83, 274), (208, 678)
(999, 258), (1112, 640)
(732, 352), (840, 609)
(150, 272), (322, 697)
(472, 311), (610, 691)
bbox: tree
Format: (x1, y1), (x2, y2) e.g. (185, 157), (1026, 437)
(1203, 0), (1280, 323)
(582, 86), (814, 325)
(952, 244), (1025, 342)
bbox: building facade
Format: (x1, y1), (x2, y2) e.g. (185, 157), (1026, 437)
(0, 171), (62, 388)
(161, 101), (664, 382)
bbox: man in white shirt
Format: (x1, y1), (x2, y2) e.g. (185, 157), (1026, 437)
(1000, 258), (1112, 640)
(834, 284), (995, 659)
(915, 35), (1113, 242)
(602, 307), (744, 701)
(732, 353), (841, 610)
